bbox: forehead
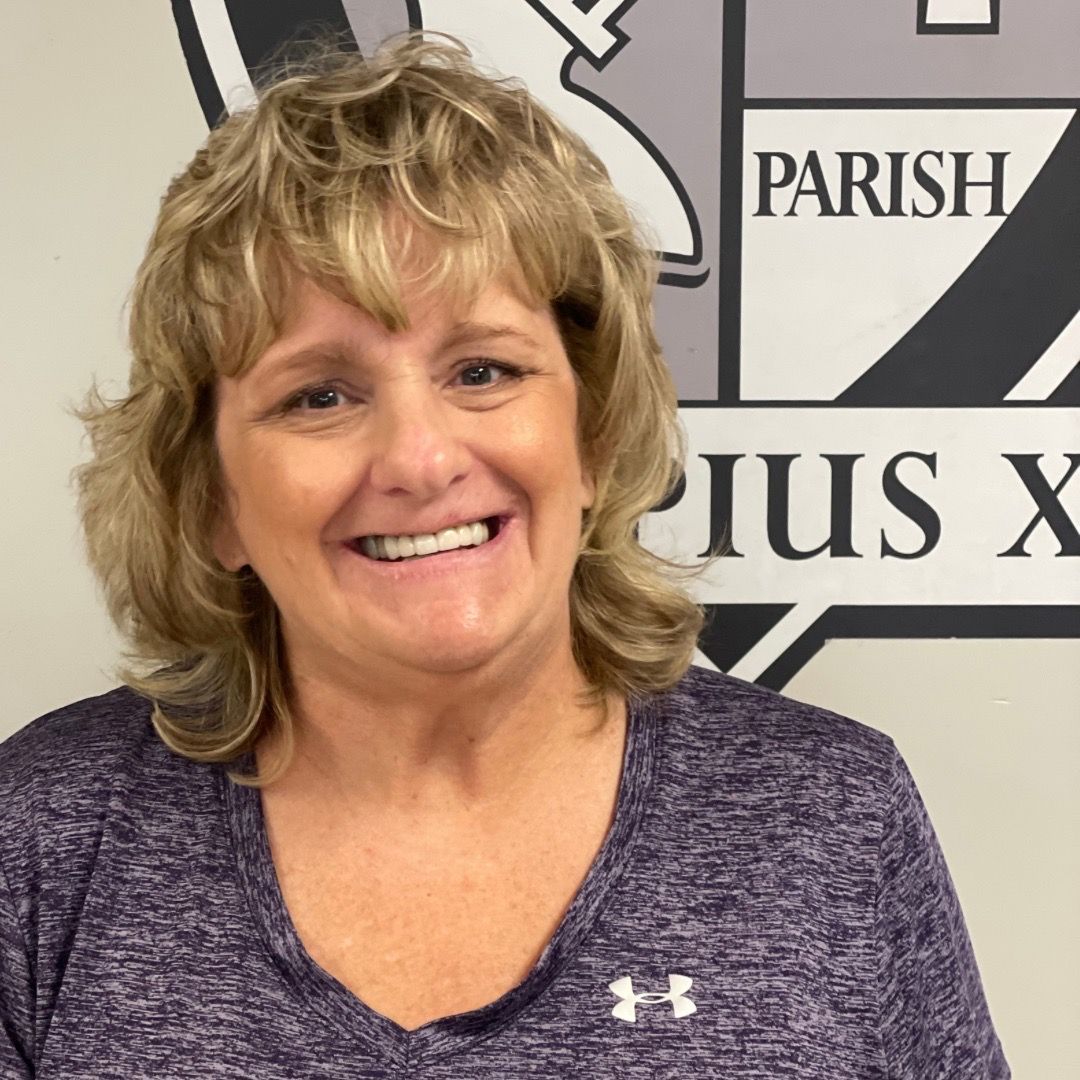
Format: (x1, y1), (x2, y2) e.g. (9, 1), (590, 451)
(275, 268), (552, 342)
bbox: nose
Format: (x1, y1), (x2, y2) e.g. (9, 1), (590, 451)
(366, 382), (471, 499)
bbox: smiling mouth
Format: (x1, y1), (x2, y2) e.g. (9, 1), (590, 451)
(349, 515), (505, 562)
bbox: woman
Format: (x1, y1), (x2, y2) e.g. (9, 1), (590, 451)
(0, 34), (1009, 1078)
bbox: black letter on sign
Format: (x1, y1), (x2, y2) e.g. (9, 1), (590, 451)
(838, 152), (887, 217)
(880, 452), (941, 558)
(700, 454), (744, 558)
(885, 151), (909, 217)
(950, 151), (1009, 217)
(911, 150), (946, 218)
(999, 453), (1080, 556)
(763, 454), (863, 559)
(785, 152), (838, 217)
(754, 153), (797, 217)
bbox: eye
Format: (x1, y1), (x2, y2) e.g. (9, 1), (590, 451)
(280, 361), (526, 414)
(456, 361), (524, 388)
(282, 383), (353, 413)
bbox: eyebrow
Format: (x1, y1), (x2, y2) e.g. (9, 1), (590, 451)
(254, 346), (350, 382)
(255, 322), (544, 381)
(440, 322), (544, 352)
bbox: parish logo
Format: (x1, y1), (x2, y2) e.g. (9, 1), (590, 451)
(172, 0), (1080, 687)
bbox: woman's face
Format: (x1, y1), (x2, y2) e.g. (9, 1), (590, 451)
(212, 271), (595, 686)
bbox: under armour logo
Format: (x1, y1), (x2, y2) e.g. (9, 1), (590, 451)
(608, 974), (698, 1022)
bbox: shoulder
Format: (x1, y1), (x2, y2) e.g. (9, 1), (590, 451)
(653, 662), (899, 768)
(646, 663), (902, 825)
(0, 686), (160, 891)
(0, 685), (157, 810)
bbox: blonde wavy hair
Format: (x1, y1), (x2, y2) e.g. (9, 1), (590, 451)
(72, 33), (719, 787)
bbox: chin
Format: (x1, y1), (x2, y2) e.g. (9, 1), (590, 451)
(392, 632), (509, 676)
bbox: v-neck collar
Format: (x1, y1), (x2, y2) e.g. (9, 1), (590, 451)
(219, 691), (661, 1067)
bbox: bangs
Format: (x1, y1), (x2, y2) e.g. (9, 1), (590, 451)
(214, 199), (572, 381)
(184, 41), (599, 378)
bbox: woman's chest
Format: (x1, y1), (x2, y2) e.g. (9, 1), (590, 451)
(264, 804), (614, 1032)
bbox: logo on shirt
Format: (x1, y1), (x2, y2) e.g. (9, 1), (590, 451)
(609, 974), (698, 1022)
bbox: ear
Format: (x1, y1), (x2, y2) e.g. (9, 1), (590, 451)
(212, 504), (250, 572)
(580, 461), (596, 512)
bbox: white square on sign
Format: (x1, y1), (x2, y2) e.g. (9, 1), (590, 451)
(925, 0), (994, 24)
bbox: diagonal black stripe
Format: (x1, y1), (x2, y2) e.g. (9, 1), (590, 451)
(697, 604), (795, 673)
(223, 0), (354, 77)
(171, 0), (227, 128)
(754, 605), (1080, 691)
(1046, 357), (1080, 405)
(838, 112), (1080, 406)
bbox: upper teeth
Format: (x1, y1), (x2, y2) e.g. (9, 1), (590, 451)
(360, 519), (491, 561)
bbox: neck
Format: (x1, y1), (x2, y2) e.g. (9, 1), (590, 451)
(255, 632), (624, 823)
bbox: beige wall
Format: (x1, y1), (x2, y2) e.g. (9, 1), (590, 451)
(1, 3), (1077, 1076)
(0, 0), (206, 716)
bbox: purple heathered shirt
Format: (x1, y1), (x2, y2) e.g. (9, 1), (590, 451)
(0, 664), (1010, 1078)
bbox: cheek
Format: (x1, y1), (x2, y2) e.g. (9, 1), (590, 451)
(496, 408), (589, 526)
(498, 424), (571, 507)
(231, 441), (358, 535)
(502, 393), (582, 472)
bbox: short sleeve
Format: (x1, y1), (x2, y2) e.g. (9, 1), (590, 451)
(0, 859), (35, 1078)
(874, 745), (1011, 1079)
